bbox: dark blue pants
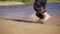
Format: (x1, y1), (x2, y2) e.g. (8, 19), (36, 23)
(34, 0), (47, 19)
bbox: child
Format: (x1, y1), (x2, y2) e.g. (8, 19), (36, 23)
(34, 0), (50, 23)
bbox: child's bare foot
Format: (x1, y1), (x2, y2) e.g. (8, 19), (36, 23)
(42, 12), (50, 22)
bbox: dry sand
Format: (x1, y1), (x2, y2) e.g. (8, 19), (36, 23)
(0, 2), (25, 6)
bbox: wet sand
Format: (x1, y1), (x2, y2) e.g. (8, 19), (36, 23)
(0, 19), (60, 34)
(0, 14), (60, 26)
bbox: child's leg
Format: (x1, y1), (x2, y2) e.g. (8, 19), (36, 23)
(33, 0), (50, 23)
(41, 2), (50, 22)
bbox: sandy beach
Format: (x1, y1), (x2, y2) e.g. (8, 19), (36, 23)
(0, 2), (60, 34)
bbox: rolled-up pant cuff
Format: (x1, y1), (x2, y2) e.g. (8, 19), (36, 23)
(36, 10), (46, 19)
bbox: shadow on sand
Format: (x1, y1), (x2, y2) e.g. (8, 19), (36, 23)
(5, 19), (33, 23)
(5, 19), (44, 24)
